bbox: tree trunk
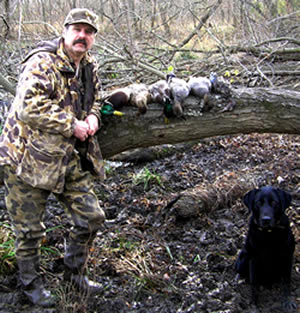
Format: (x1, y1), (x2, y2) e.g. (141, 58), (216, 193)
(98, 87), (300, 159)
(0, 86), (299, 183)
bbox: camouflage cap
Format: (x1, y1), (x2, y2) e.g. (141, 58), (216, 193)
(64, 8), (98, 32)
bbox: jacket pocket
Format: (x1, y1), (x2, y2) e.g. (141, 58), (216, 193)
(16, 139), (66, 191)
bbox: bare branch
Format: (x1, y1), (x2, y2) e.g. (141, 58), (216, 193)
(0, 72), (16, 96)
(255, 37), (300, 47)
(22, 21), (60, 37)
(167, 0), (223, 62)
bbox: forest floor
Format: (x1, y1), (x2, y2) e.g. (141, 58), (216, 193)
(0, 132), (299, 313)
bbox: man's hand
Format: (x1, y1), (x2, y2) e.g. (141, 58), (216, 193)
(85, 114), (99, 136)
(73, 120), (90, 141)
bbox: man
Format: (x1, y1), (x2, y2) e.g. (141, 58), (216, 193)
(0, 8), (106, 307)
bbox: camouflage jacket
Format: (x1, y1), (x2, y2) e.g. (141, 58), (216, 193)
(0, 38), (105, 193)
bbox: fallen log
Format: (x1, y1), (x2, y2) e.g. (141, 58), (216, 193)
(169, 170), (261, 218)
(0, 86), (299, 184)
(99, 87), (300, 159)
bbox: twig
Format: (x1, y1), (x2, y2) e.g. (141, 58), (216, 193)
(0, 72), (16, 96)
(95, 43), (166, 79)
(255, 37), (300, 47)
(22, 21), (60, 37)
(267, 10), (300, 24)
(0, 15), (9, 37)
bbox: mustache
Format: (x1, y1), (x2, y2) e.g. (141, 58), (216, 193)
(73, 39), (87, 47)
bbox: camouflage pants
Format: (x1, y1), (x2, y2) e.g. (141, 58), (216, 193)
(3, 153), (105, 260)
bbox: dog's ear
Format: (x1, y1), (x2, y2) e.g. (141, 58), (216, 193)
(276, 189), (292, 210)
(243, 189), (258, 212)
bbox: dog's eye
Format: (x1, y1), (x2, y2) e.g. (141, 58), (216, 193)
(255, 200), (262, 207)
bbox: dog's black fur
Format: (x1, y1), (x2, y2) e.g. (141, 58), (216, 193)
(235, 186), (296, 310)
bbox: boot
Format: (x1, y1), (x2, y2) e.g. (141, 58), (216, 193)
(64, 240), (102, 295)
(18, 256), (56, 307)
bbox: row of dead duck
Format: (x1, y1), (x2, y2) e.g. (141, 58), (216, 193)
(102, 72), (232, 118)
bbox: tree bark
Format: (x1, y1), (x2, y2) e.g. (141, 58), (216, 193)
(98, 87), (300, 159)
(170, 169), (260, 218)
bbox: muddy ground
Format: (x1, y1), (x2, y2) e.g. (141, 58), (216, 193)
(0, 133), (299, 313)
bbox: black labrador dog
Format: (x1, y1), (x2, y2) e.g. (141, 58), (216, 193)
(235, 186), (296, 310)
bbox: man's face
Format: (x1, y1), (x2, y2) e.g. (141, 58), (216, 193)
(63, 23), (96, 60)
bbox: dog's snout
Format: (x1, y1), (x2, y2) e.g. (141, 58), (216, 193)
(261, 216), (271, 226)
(259, 209), (275, 228)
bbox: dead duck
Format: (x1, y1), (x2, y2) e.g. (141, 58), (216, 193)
(188, 72), (218, 97)
(149, 79), (172, 105)
(128, 83), (151, 115)
(188, 76), (212, 98)
(104, 88), (131, 109)
(104, 83), (151, 115)
(149, 79), (174, 119)
(166, 73), (190, 117)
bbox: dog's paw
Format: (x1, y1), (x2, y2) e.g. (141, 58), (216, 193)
(247, 305), (260, 313)
(282, 297), (297, 312)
